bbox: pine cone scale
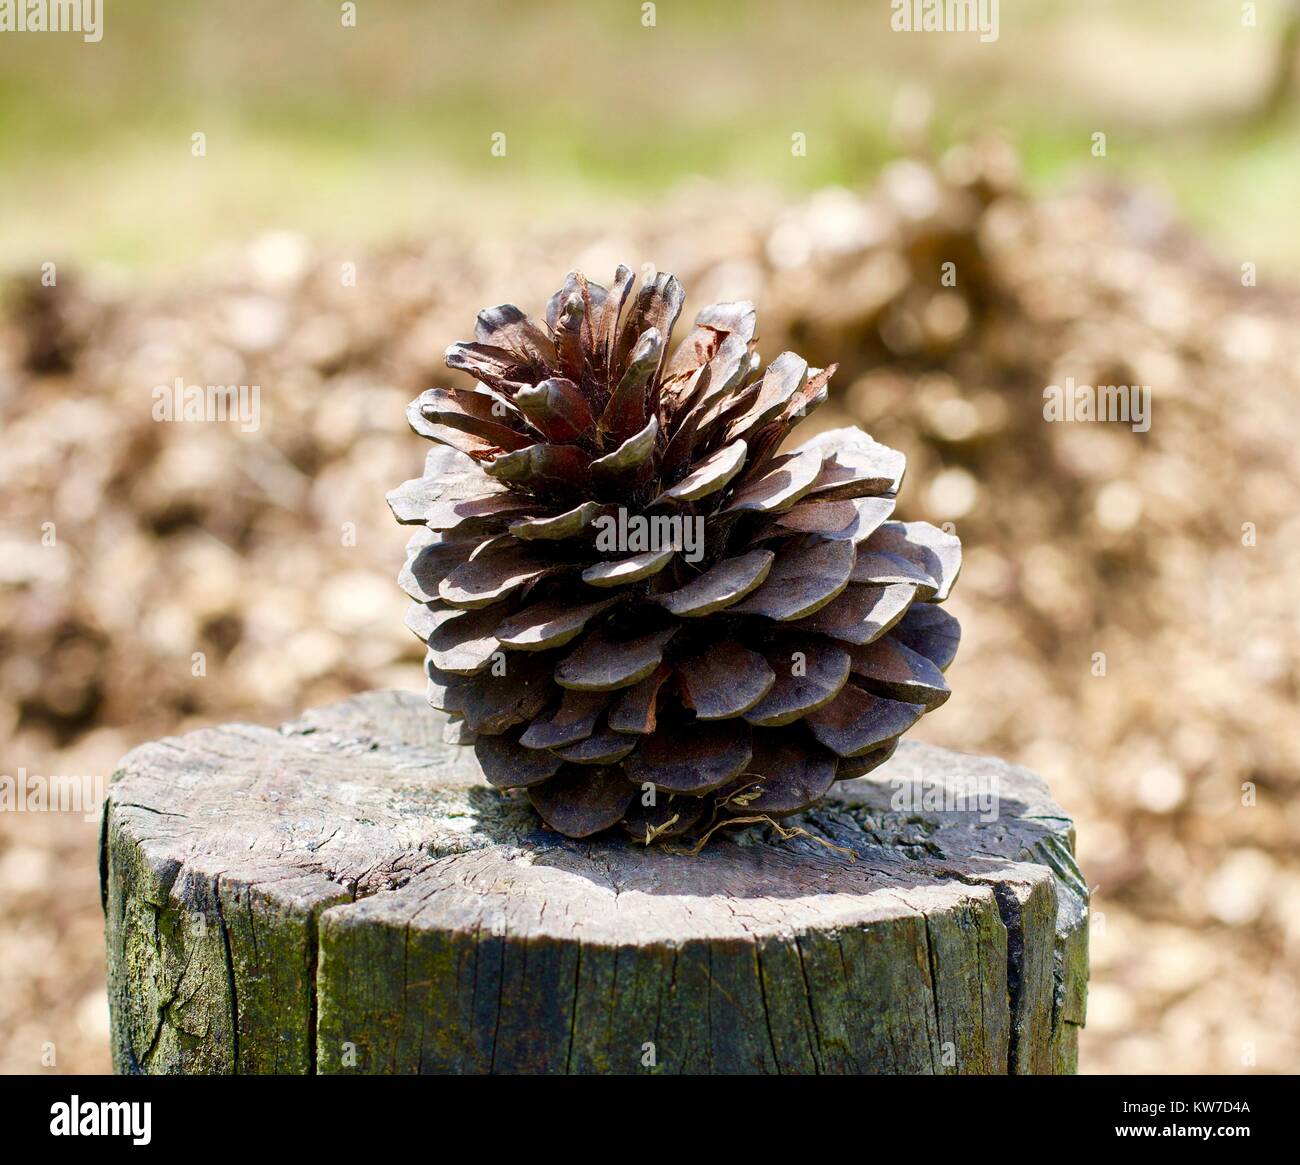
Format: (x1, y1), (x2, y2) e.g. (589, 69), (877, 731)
(676, 642), (775, 721)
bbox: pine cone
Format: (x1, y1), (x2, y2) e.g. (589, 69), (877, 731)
(388, 266), (960, 842)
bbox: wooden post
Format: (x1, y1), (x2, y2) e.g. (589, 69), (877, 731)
(102, 690), (1088, 1074)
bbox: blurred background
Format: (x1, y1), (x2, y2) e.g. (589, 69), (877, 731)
(2, 0), (1298, 1074)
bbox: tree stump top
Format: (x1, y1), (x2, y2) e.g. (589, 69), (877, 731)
(103, 690), (1088, 1074)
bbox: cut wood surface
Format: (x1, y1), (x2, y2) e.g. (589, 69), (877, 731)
(101, 689), (1088, 1074)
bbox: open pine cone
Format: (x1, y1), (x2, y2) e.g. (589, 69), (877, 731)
(388, 265), (961, 842)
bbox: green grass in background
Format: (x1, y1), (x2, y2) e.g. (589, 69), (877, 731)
(1, 0), (1297, 276)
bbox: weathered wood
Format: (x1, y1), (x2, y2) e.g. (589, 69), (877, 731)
(102, 689), (1088, 1074)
